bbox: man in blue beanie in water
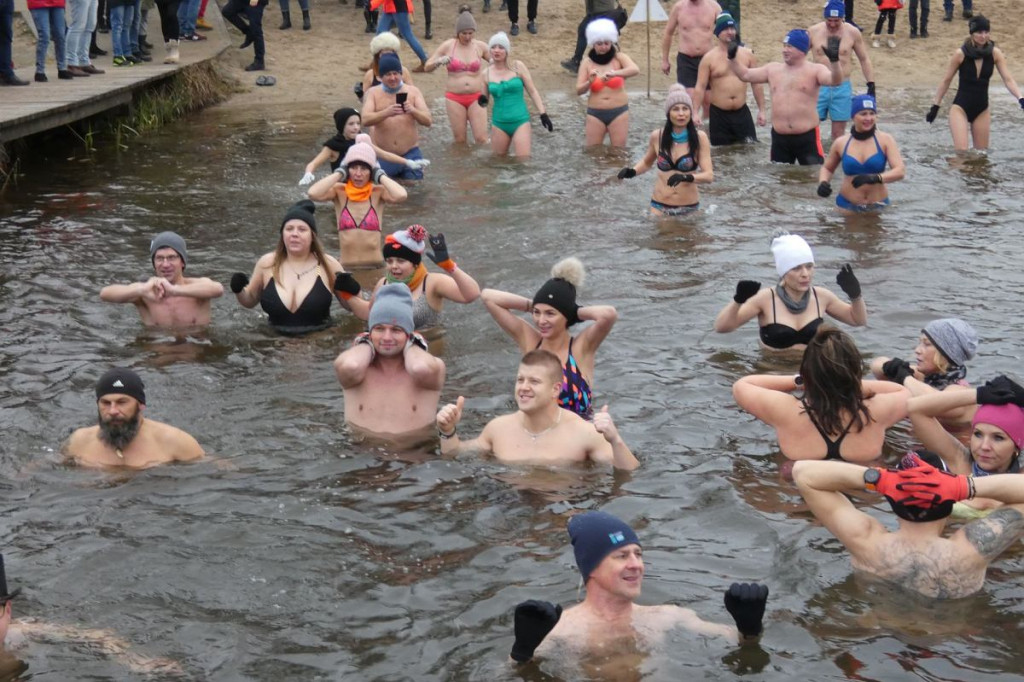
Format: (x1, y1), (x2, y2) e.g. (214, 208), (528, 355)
(508, 511), (769, 665)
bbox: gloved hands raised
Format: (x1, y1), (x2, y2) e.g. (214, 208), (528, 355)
(852, 173), (883, 189)
(835, 264), (861, 300)
(427, 232), (457, 272)
(617, 167), (637, 179)
(977, 375), (1024, 407)
(867, 81), (876, 98)
(724, 583), (769, 639)
(405, 158), (431, 171)
(823, 36), (841, 62)
(882, 358), (915, 385)
(334, 166), (349, 182)
(874, 464), (973, 507)
(372, 166), (387, 183)
(539, 113), (554, 132)
(230, 273), (249, 294)
(926, 104), (940, 123)
(299, 171), (316, 186)
(510, 600), (562, 663)
(333, 272), (361, 300)
(727, 39), (739, 60)
(353, 82), (364, 101)
(667, 173), (694, 186)
(816, 181), (832, 198)
(733, 280), (760, 305)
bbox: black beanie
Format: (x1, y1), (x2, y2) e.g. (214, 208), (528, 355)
(968, 14), (990, 33)
(0, 553), (21, 601)
(95, 368), (147, 405)
(533, 278), (580, 325)
(333, 107), (360, 133)
(281, 200), (318, 234)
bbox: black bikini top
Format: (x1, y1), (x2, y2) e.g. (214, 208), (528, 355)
(759, 288), (823, 349)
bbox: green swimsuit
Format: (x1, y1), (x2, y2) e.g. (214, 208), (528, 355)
(490, 76), (530, 137)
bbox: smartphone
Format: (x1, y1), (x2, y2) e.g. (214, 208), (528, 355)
(396, 92), (408, 108)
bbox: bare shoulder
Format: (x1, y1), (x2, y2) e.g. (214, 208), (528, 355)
(149, 419), (204, 459)
(63, 425), (97, 454)
(959, 506), (1024, 561)
(255, 252), (276, 268)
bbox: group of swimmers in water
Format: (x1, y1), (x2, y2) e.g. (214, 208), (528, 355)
(37, 0), (1024, 670)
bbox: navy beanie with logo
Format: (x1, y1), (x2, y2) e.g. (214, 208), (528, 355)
(568, 511), (640, 583)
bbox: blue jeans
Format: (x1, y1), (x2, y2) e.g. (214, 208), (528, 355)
(109, 3), (135, 56)
(1, 0), (15, 78)
(943, 0), (971, 12)
(65, 0), (98, 66)
(376, 11), (426, 62)
(129, 0), (141, 52)
(177, 0), (199, 35)
(278, 0), (307, 11)
(30, 7), (66, 71)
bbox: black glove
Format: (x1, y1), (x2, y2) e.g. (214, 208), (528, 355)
(539, 113), (553, 132)
(823, 36), (840, 63)
(926, 104), (940, 123)
(1019, 97), (1024, 110)
(724, 583), (769, 638)
(836, 264), (861, 300)
(617, 167), (637, 180)
(353, 82), (364, 101)
(882, 358), (915, 385)
(977, 376), (1024, 406)
(734, 280), (760, 305)
(230, 272), (249, 294)
(426, 232), (450, 265)
(727, 39), (739, 60)
(510, 600), (562, 663)
(851, 173), (883, 189)
(477, 93), (489, 107)
(408, 332), (429, 351)
(816, 181), (832, 198)
(867, 81), (876, 98)
(333, 272), (361, 297)
(667, 173), (694, 186)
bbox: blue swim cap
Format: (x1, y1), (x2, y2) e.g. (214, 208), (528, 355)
(784, 29), (810, 53)
(823, 0), (845, 18)
(568, 511), (640, 583)
(850, 93), (876, 117)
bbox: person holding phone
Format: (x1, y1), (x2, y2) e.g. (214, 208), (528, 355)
(361, 52), (433, 180)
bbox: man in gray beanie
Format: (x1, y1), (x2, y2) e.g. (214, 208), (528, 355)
(63, 367), (205, 468)
(334, 284), (446, 438)
(100, 231), (224, 328)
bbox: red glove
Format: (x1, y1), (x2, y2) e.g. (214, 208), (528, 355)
(876, 465), (971, 506)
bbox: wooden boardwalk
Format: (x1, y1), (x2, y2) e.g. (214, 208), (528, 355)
(0, 15), (230, 144)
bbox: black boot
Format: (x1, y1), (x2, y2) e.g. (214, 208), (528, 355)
(424, 21), (431, 39)
(364, 9), (377, 32)
(279, 10), (291, 29)
(90, 31), (107, 57)
(302, 9), (310, 29)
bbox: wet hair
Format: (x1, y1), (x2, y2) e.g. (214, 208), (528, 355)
(520, 349), (564, 385)
(800, 325), (874, 436)
(659, 114), (701, 167)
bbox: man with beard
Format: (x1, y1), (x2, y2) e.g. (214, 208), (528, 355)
(435, 350), (638, 470)
(506, 511), (768, 667)
(334, 283), (446, 439)
(100, 232), (224, 328)
(63, 368), (204, 468)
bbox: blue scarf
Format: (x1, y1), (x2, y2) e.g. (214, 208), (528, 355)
(382, 80), (405, 95)
(671, 129), (689, 144)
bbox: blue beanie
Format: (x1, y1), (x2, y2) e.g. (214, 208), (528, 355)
(784, 29), (810, 53)
(568, 511), (641, 583)
(378, 52), (402, 76)
(368, 283), (414, 335)
(823, 0), (845, 18)
(850, 93), (876, 117)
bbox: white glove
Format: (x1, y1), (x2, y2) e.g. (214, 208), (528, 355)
(405, 158), (431, 171)
(299, 171), (315, 186)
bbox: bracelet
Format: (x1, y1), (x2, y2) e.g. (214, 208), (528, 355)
(967, 476), (976, 500)
(438, 427), (457, 439)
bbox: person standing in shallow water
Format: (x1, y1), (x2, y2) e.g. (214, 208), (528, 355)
(423, 6), (491, 145)
(480, 31), (552, 157)
(100, 231), (224, 328)
(62, 368), (205, 468)
(506, 511), (768, 666)
(574, 18), (639, 148)
(927, 15), (1024, 151)
(480, 257), (615, 421)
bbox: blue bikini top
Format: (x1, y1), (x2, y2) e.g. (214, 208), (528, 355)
(841, 135), (887, 176)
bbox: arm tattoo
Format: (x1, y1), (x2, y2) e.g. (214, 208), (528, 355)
(965, 508), (1024, 560)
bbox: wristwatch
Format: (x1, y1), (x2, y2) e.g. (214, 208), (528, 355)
(863, 468), (881, 491)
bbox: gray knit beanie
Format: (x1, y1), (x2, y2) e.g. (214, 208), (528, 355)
(923, 318), (978, 367)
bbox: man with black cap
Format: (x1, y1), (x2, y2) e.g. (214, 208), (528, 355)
(100, 231), (224, 328)
(63, 368), (205, 468)
(361, 52), (432, 181)
(334, 283), (445, 438)
(508, 511), (769, 666)
(436, 350), (638, 470)
(793, 455), (1024, 599)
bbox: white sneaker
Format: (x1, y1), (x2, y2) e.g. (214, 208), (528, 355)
(887, 36), (896, 48)
(872, 37), (880, 48)
(164, 39), (180, 64)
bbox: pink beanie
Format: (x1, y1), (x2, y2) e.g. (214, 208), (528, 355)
(974, 404), (1024, 450)
(340, 133), (377, 169)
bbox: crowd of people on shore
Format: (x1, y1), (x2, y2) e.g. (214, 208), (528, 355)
(6, 0), (1024, 674)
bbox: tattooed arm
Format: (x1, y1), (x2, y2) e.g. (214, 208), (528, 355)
(962, 507), (1024, 561)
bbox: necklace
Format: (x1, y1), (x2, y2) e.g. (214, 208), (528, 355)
(522, 409), (562, 441)
(290, 262), (319, 280)
(115, 448), (124, 460)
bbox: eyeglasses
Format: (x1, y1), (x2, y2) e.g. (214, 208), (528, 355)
(154, 255), (181, 264)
